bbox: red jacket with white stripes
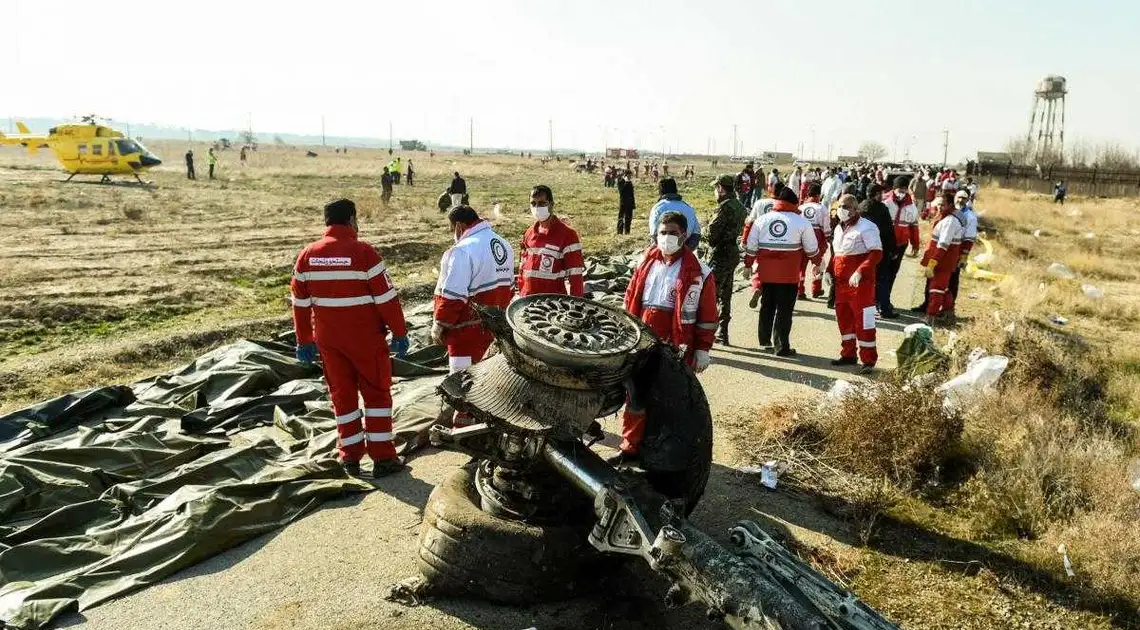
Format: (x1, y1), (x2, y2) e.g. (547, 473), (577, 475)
(742, 201), (822, 286)
(517, 217), (585, 297)
(433, 221), (515, 329)
(920, 210), (966, 269)
(883, 191), (920, 252)
(624, 247), (717, 357)
(291, 224), (407, 346)
(831, 217), (884, 287)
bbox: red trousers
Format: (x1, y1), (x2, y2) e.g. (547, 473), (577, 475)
(319, 335), (397, 463)
(927, 264), (955, 317)
(798, 229), (827, 296)
(834, 274), (877, 365)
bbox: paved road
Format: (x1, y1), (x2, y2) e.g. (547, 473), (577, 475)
(64, 262), (924, 630)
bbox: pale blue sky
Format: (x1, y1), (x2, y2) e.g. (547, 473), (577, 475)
(6, 0), (1137, 161)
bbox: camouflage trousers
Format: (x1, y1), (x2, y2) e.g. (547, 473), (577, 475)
(711, 259), (737, 332)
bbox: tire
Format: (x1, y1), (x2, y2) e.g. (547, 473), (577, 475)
(632, 345), (715, 515)
(416, 464), (605, 604)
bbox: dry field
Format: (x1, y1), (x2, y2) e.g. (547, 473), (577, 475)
(3, 142), (1140, 628)
(0, 141), (659, 411)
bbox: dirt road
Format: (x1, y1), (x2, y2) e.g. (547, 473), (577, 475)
(61, 267), (923, 630)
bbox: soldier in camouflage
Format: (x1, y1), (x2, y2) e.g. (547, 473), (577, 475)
(707, 174), (748, 345)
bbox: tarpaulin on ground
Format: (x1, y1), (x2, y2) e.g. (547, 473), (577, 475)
(0, 255), (636, 629)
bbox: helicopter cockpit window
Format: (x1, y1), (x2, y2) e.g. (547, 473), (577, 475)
(115, 139), (142, 155)
(108, 142), (117, 156)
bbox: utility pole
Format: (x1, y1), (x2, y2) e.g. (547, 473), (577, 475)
(811, 127), (816, 161)
(321, 116), (326, 147)
(469, 117), (473, 153)
(548, 119), (553, 155)
(942, 129), (950, 167)
(388, 121), (393, 152)
(660, 125), (665, 159)
(732, 124), (738, 158)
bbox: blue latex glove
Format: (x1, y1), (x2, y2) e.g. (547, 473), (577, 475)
(390, 336), (409, 360)
(295, 342), (318, 364)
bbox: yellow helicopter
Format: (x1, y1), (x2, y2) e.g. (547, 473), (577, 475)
(0, 116), (162, 184)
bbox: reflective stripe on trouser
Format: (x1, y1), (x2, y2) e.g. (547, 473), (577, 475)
(446, 326), (495, 427)
(319, 336), (398, 463)
(836, 300), (877, 366)
(927, 265), (955, 317)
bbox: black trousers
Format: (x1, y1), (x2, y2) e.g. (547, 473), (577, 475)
(712, 262), (736, 331)
(187, 166), (195, 179)
(208, 164), (215, 179)
(757, 283), (798, 352)
(617, 207), (633, 234)
(876, 247), (905, 312)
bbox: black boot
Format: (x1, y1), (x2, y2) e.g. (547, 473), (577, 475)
(372, 457), (407, 478)
(831, 356), (858, 366)
(606, 450), (641, 467)
(341, 461), (362, 477)
(716, 325), (730, 346)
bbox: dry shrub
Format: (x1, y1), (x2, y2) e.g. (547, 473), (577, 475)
(809, 383), (965, 490)
(122, 206), (144, 221)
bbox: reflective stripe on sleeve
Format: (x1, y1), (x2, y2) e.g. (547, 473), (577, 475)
(373, 288), (398, 304)
(340, 431), (365, 446)
(336, 410), (362, 425)
(562, 243), (583, 253)
(310, 295), (375, 307)
(365, 262), (388, 279)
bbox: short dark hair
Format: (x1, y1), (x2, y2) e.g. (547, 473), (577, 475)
(324, 198), (356, 226)
(447, 205), (480, 227)
(658, 177), (678, 196)
(531, 185), (553, 202)
(658, 210), (688, 233)
(808, 182), (822, 198)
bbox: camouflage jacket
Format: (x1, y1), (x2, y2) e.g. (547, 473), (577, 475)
(707, 196), (747, 264)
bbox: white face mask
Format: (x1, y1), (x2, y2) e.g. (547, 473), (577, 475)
(657, 233), (682, 255)
(530, 204), (550, 221)
(838, 207), (853, 222)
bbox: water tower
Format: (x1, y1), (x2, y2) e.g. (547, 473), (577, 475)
(1026, 75), (1067, 163)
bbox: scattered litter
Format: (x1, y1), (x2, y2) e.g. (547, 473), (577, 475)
(492, 202), (502, 219)
(942, 332), (960, 353)
(1066, 207), (1082, 217)
(1004, 322), (1017, 334)
(760, 461), (780, 489)
(825, 379), (858, 402)
(972, 252), (995, 266)
(1038, 282), (1046, 291)
(937, 354), (1009, 411)
(1129, 460), (1140, 493)
(1032, 229), (1043, 238)
(968, 293), (980, 299)
(966, 347), (988, 364)
(1082, 232), (1096, 239)
(1049, 314), (1069, 326)
(904, 323), (934, 339)
(1057, 544), (1076, 577)
(1046, 262), (1076, 280)
(1081, 284), (1104, 300)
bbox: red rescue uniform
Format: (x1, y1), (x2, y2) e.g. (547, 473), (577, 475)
(434, 221), (515, 373)
(883, 190), (920, 253)
(798, 198), (831, 297)
(921, 210), (966, 317)
(831, 217), (883, 366)
(517, 216), (586, 297)
(291, 224), (408, 464)
(619, 245), (718, 454)
(743, 200), (822, 287)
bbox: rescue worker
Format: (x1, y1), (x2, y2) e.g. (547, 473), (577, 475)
(798, 183), (831, 299)
(820, 168), (842, 208)
(910, 172), (928, 218)
(617, 170), (636, 234)
(406, 160), (415, 186)
(207, 148), (218, 180)
(734, 164), (754, 209)
(767, 168), (781, 191)
(742, 187), (821, 357)
(432, 205), (515, 390)
(613, 210), (716, 464)
(448, 172), (467, 209)
(185, 149), (195, 180)
(648, 177), (701, 250)
(829, 194), (883, 374)
(517, 185), (585, 297)
(707, 174), (748, 345)
(741, 182), (782, 251)
(291, 199), (410, 478)
(787, 166), (803, 200)
(913, 191), (976, 315)
(920, 192), (966, 324)
(877, 176), (919, 318)
(392, 157), (402, 184)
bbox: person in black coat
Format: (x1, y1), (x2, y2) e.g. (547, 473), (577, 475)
(859, 184), (899, 316)
(616, 170), (636, 234)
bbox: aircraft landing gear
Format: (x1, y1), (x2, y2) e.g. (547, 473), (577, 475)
(99, 175), (111, 184)
(64, 173), (76, 182)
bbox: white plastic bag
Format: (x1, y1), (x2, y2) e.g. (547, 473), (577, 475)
(826, 379), (858, 402)
(1047, 262), (1076, 280)
(1081, 284), (1104, 300)
(936, 355), (1009, 411)
(903, 323), (934, 338)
